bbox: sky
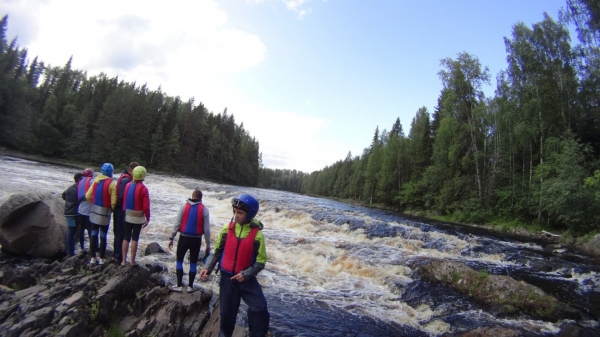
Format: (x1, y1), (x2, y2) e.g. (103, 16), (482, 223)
(1, 0), (570, 173)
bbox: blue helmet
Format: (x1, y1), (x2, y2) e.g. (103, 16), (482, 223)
(231, 193), (259, 221)
(101, 163), (114, 177)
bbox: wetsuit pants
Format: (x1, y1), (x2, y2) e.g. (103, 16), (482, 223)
(90, 224), (109, 258)
(65, 216), (77, 256)
(112, 207), (125, 261)
(219, 273), (269, 337)
(175, 236), (201, 287)
(76, 214), (87, 251)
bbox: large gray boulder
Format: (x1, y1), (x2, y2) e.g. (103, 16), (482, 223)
(583, 234), (600, 258)
(0, 192), (67, 258)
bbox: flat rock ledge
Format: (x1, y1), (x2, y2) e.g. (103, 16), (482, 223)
(417, 260), (582, 322)
(0, 253), (254, 337)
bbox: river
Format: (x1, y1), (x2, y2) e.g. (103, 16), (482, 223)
(0, 155), (598, 336)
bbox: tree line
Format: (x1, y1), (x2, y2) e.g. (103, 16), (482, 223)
(259, 0), (600, 234)
(0, 15), (260, 186)
(2, 2), (599, 234)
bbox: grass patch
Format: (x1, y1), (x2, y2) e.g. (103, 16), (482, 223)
(90, 301), (100, 321)
(107, 322), (125, 337)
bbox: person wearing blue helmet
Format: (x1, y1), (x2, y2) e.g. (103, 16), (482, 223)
(86, 163), (117, 265)
(200, 193), (269, 337)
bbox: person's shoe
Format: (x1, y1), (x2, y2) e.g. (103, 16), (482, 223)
(97, 258), (105, 265)
(186, 286), (195, 293)
(171, 285), (183, 292)
(89, 257), (97, 265)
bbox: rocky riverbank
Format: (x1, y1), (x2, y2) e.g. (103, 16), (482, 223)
(1, 187), (599, 336)
(0, 190), (253, 337)
(0, 252), (228, 337)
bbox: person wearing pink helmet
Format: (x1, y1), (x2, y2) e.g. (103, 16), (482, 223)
(76, 168), (95, 254)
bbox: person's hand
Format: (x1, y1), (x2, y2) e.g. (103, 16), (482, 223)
(142, 221), (148, 228)
(168, 239), (173, 250)
(231, 272), (245, 282)
(199, 269), (210, 280)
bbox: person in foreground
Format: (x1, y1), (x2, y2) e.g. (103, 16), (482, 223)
(199, 193), (269, 337)
(122, 166), (150, 266)
(168, 188), (210, 293)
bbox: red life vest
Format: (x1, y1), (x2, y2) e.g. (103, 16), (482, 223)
(116, 172), (132, 204)
(91, 179), (112, 208)
(123, 182), (146, 211)
(220, 222), (260, 275)
(179, 203), (205, 236)
(77, 177), (92, 199)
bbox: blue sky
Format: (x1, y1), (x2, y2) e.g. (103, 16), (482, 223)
(1, 0), (569, 172)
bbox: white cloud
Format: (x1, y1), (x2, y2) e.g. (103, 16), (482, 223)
(244, 0), (313, 19)
(223, 99), (335, 172)
(283, 0), (313, 18)
(0, 0), (338, 172)
(1, 0), (266, 101)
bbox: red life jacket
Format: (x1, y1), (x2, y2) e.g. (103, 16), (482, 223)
(116, 172), (132, 204)
(123, 182), (146, 211)
(77, 177), (92, 199)
(179, 203), (205, 236)
(220, 222), (259, 275)
(91, 179), (112, 208)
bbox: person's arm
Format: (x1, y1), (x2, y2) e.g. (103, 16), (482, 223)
(85, 181), (94, 202)
(117, 177), (131, 204)
(203, 207), (211, 247)
(77, 180), (86, 202)
(203, 225), (227, 273)
(168, 204), (184, 249)
(109, 181), (117, 211)
(143, 186), (150, 223)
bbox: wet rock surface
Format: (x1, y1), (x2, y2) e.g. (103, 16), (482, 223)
(417, 260), (583, 323)
(0, 253), (239, 337)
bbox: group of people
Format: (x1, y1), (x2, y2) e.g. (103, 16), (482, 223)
(62, 162), (150, 266)
(62, 164), (270, 337)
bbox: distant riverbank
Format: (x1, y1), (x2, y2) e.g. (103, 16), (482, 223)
(326, 196), (600, 260)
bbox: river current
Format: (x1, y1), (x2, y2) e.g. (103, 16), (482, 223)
(0, 156), (599, 336)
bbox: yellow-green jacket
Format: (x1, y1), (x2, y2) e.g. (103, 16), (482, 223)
(205, 218), (267, 280)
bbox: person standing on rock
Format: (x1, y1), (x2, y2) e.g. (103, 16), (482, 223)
(63, 172), (83, 256)
(76, 168), (95, 254)
(113, 161), (139, 264)
(122, 166), (150, 267)
(168, 188), (211, 292)
(86, 163), (117, 265)
(199, 193), (269, 337)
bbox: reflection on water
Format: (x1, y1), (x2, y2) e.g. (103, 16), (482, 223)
(1, 156), (599, 336)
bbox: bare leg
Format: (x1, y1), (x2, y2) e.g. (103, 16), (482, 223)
(130, 241), (138, 265)
(122, 240), (130, 266)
